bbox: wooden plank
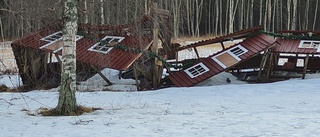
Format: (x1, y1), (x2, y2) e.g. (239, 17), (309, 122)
(133, 64), (140, 91)
(216, 52), (238, 68)
(302, 54), (310, 79)
(258, 49), (269, 80)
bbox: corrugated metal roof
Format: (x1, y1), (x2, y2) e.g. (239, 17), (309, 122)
(168, 33), (276, 87)
(11, 27), (153, 71)
(272, 38), (320, 54)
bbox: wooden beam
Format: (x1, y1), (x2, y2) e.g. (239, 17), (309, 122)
(54, 53), (62, 65)
(266, 53), (274, 80)
(193, 47), (200, 59)
(220, 41), (226, 50)
(133, 64), (140, 91)
(302, 54), (310, 79)
(91, 66), (112, 85)
(258, 50), (269, 81)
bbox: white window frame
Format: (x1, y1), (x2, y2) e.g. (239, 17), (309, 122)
(298, 40), (320, 52)
(212, 45), (248, 68)
(40, 31), (63, 42)
(40, 31), (83, 53)
(298, 40), (320, 48)
(184, 62), (209, 78)
(88, 36), (125, 54)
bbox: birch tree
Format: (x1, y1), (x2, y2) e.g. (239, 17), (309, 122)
(313, 0), (319, 30)
(100, 0), (105, 24)
(287, 0), (291, 30)
(56, 0), (78, 115)
(291, 0), (297, 30)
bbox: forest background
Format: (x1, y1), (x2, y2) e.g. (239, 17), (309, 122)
(0, 0), (319, 40)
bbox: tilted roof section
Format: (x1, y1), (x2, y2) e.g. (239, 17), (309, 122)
(11, 27), (153, 71)
(168, 33), (276, 87)
(272, 38), (320, 54)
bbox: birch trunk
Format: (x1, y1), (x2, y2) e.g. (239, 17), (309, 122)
(56, 0), (78, 115)
(287, 0), (291, 30)
(250, 0), (254, 27)
(229, 0), (238, 33)
(172, 0), (180, 37)
(304, 0), (310, 30)
(259, 0), (263, 25)
(214, 0), (219, 36)
(313, 0), (319, 30)
(84, 0), (88, 24)
(291, 0), (297, 30)
(100, 0), (105, 25)
(195, 0), (203, 36)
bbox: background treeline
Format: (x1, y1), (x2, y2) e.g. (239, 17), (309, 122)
(0, 0), (319, 40)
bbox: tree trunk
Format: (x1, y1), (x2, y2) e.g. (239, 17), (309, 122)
(195, 0), (203, 36)
(116, 0), (120, 24)
(287, 0), (291, 30)
(259, 0), (263, 25)
(280, 0), (283, 30)
(219, 0), (222, 35)
(304, 0), (310, 30)
(214, 0), (219, 36)
(100, 0), (105, 25)
(313, 0), (319, 30)
(291, 0), (297, 30)
(56, 0), (78, 115)
(229, 0), (234, 33)
(172, 0), (181, 37)
(266, 0), (271, 31)
(225, 0), (229, 33)
(239, 0), (243, 30)
(84, 0), (88, 24)
(250, 0), (254, 27)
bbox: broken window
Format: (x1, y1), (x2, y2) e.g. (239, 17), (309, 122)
(88, 36), (125, 54)
(184, 63), (209, 78)
(212, 45), (248, 68)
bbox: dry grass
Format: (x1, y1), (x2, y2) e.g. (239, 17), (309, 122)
(39, 106), (103, 116)
(0, 84), (9, 92)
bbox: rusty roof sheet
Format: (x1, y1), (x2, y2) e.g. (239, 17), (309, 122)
(168, 33), (276, 87)
(11, 27), (153, 71)
(272, 38), (320, 54)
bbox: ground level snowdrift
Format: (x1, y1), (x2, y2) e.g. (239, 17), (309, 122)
(1, 74), (320, 136)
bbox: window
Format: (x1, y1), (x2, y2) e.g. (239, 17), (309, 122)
(184, 63), (209, 78)
(88, 36), (125, 54)
(299, 40), (320, 48)
(40, 31), (83, 53)
(212, 45), (248, 68)
(41, 31), (63, 43)
(230, 47), (246, 56)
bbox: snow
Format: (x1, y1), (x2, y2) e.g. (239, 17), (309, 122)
(1, 69), (320, 137)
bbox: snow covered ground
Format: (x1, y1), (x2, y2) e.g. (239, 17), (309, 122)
(1, 69), (320, 137)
